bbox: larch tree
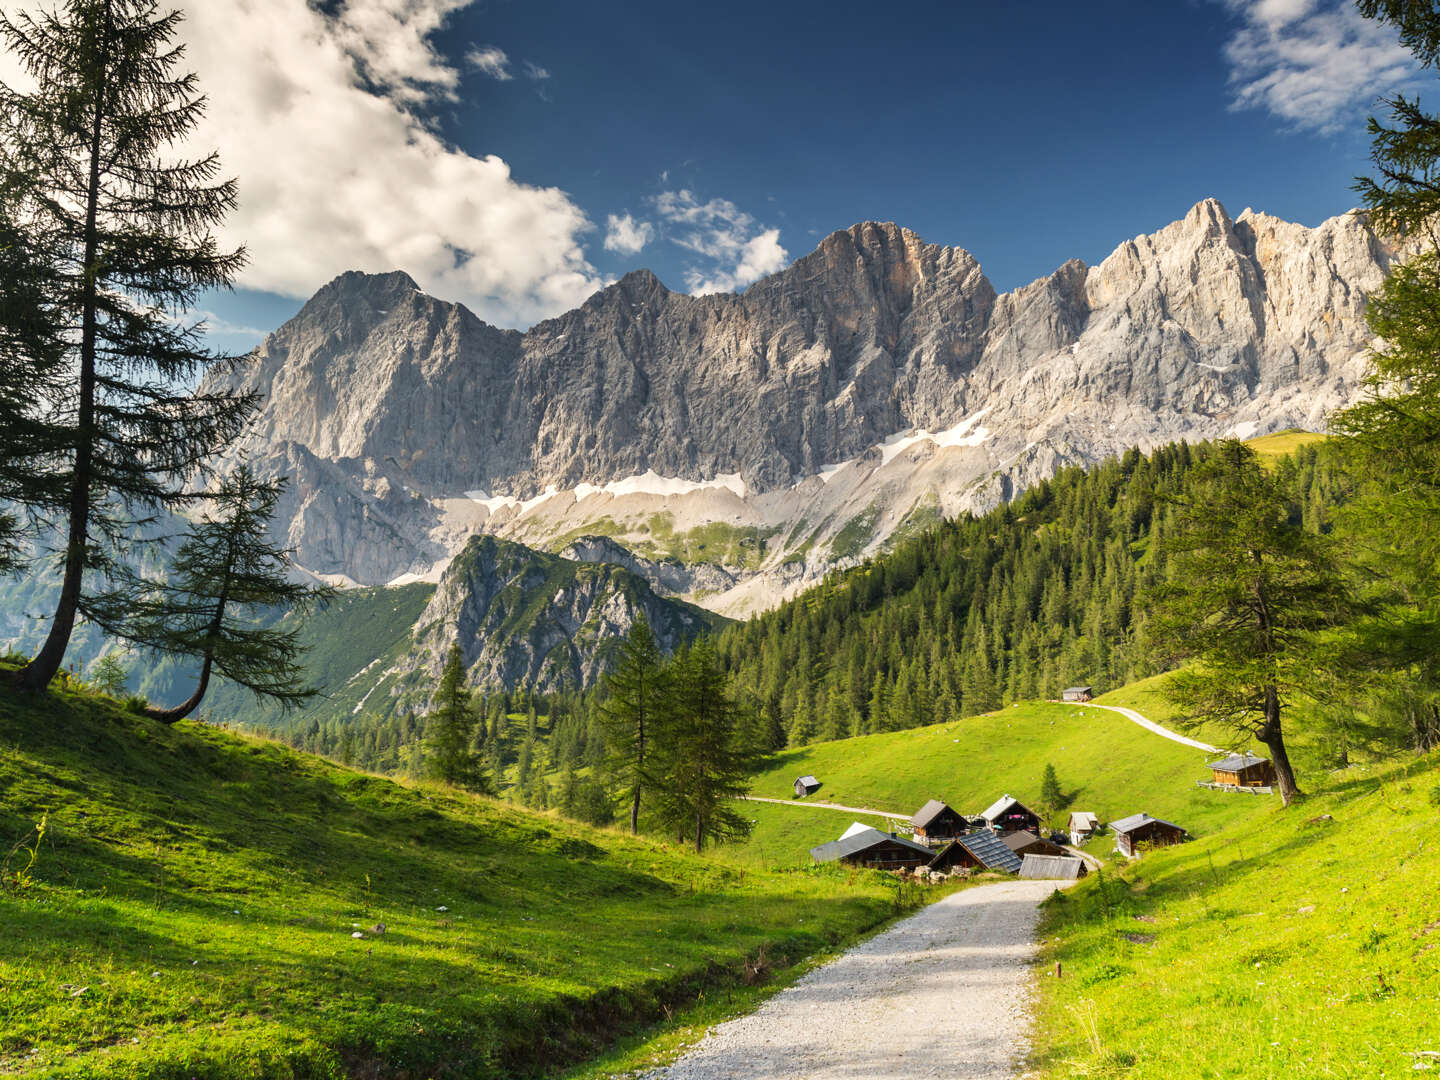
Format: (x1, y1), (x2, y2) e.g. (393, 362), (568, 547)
(0, 0), (255, 692)
(118, 466), (325, 723)
(1146, 442), (1348, 806)
(598, 618), (666, 834)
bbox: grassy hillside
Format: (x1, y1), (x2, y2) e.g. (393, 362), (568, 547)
(0, 677), (921, 1079)
(722, 699), (1274, 867)
(1245, 427), (1329, 461)
(1030, 751), (1440, 1078)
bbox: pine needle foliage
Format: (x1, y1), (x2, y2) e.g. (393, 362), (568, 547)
(598, 618), (666, 833)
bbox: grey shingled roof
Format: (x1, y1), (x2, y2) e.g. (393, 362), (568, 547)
(1206, 754), (1269, 773)
(1068, 812), (1100, 830)
(1019, 854), (1087, 880)
(955, 830), (1023, 872)
(1110, 812), (1184, 835)
(795, 775), (819, 786)
(1063, 686), (1093, 694)
(809, 828), (932, 864)
(911, 799), (954, 828)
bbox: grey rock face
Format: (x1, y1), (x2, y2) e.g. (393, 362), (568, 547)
(209, 199), (1393, 604)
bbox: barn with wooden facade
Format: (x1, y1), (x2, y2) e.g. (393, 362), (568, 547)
(809, 827), (933, 870)
(981, 794), (1041, 835)
(794, 775), (821, 797)
(1019, 854), (1088, 880)
(1062, 686), (1094, 702)
(928, 831), (1023, 874)
(1205, 754), (1276, 789)
(1067, 811), (1101, 845)
(1111, 813), (1187, 857)
(1002, 830), (1068, 859)
(910, 799), (967, 844)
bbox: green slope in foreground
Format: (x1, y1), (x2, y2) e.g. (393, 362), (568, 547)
(724, 697), (1272, 868)
(0, 676), (915, 1079)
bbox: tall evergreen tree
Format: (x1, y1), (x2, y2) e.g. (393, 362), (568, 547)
(1146, 442), (1347, 805)
(0, 0), (255, 691)
(424, 644), (487, 791)
(118, 466), (324, 722)
(598, 618), (666, 834)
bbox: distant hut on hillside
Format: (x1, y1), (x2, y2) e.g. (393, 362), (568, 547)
(1019, 854), (1088, 880)
(1111, 813), (1187, 857)
(910, 799), (967, 844)
(1067, 811), (1102, 846)
(809, 827), (933, 870)
(1062, 686), (1094, 703)
(981, 794), (1041, 835)
(794, 775), (821, 797)
(1002, 830), (1068, 859)
(928, 831), (1023, 874)
(1205, 754), (1276, 790)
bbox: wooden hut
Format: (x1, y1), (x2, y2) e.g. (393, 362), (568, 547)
(981, 794), (1041, 835)
(794, 775), (821, 797)
(910, 799), (967, 844)
(1205, 754), (1276, 789)
(1062, 686), (1094, 703)
(1067, 811), (1101, 846)
(1019, 854), (1088, 880)
(1002, 830), (1068, 859)
(809, 827), (933, 870)
(928, 831), (1023, 874)
(1110, 813), (1187, 857)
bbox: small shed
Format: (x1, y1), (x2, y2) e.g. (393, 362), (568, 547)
(981, 794), (1042, 835)
(910, 799), (967, 843)
(1206, 754), (1276, 789)
(1111, 812), (1187, 857)
(1002, 830), (1068, 859)
(810, 827), (933, 870)
(1062, 686), (1094, 703)
(1067, 811), (1102, 846)
(794, 775), (821, 797)
(928, 830), (1023, 874)
(1019, 854), (1088, 880)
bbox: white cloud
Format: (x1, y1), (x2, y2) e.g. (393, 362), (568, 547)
(651, 189), (789, 295)
(603, 212), (654, 255)
(465, 44), (512, 81)
(1221, 0), (1420, 133)
(523, 60), (550, 80)
(154, 1), (607, 328)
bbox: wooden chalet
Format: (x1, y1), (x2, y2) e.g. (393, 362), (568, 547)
(810, 827), (933, 870)
(910, 799), (967, 844)
(1067, 811), (1101, 845)
(1204, 754), (1276, 789)
(794, 775), (821, 797)
(981, 794), (1041, 835)
(1062, 686), (1094, 703)
(928, 830), (1023, 874)
(1111, 813), (1187, 857)
(1002, 830), (1068, 859)
(1019, 854), (1088, 880)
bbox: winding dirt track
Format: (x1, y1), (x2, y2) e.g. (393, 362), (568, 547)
(1058, 701), (1220, 753)
(646, 880), (1065, 1080)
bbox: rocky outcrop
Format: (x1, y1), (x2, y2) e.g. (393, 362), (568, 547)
(402, 534), (723, 693)
(208, 199), (1394, 611)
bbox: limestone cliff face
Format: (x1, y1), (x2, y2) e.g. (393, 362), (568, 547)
(209, 199), (1394, 610)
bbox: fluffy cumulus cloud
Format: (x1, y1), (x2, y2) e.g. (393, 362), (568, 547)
(603, 212), (654, 255)
(650, 189), (789, 295)
(149, 1), (603, 328)
(1221, 0), (1420, 133)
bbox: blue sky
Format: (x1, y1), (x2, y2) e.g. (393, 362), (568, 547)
(178, 0), (1422, 350)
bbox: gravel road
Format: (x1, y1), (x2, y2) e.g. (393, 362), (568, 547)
(1058, 701), (1220, 752)
(645, 879), (1063, 1080)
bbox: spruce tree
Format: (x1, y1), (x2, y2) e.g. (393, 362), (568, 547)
(598, 618), (665, 833)
(424, 644), (487, 791)
(1039, 762), (1065, 822)
(117, 466), (324, 723)
(0, 0), (255, 692)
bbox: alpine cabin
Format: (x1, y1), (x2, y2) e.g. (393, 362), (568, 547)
(1062, 686), (1094, 703)
(1111, 813), (1187, 857)
(981, 794), (1041, 835)
(809, 827), (933, 870)
(1067, 811), (1101, 845)
(1002, 830), (1068, 859)
(928, 831), (1023, 874)
(1205, 754), (1276, 789)
(1019, 854), (1088, 880)
(910, 799), (967, 844)
(794, 775), (821, 797)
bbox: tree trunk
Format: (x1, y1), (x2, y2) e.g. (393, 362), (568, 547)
(1259, 684), (1301, 806)
(629, 784), (641, 836)
(694, 808), (704, 854)
(146, 652), (213, 724)
(15, 4), (110, 693)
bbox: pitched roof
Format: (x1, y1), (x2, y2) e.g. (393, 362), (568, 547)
(1019, 854), (1087, 880)
(795, 774), (819, 786)
(1063, 686), (1093, 693)
(981, 794), (1033, 822)
(1068, 812), (1100, 829)
(810, 828), (932, 864)
(1206, 754), (1269, 773)
(1110, 812), (1184, 835)
(1001, 830), (1064, 854)
(911, 799), (956, 828)
(954, 830), (1023, 872)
